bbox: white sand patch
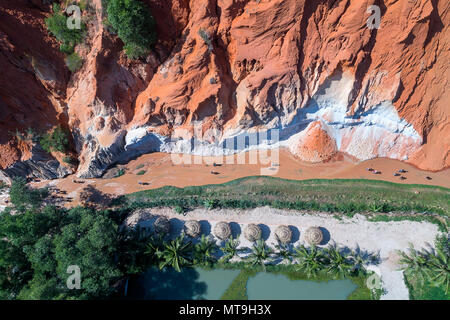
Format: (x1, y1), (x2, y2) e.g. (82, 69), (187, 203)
(126, 207), (442, 300)
(0, 188), (10, 211)
(125, 126), (150, 147)
(104, 182), (121, 187)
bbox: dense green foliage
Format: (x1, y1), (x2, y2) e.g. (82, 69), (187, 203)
(156, 235), (192, 272)
(0, 182), (147, 299)
(9, 177), (48, 212)
(45, 4), (85, 54)
(404, 275), (450, 300)
(193, 235), (218, 267)
(399, 236), (450, 298)
(106, 0), (157, 58)
(219, 237), (242, 263)
(40, 126), (70, 154)
(246, 240), (272, 271)
(203, 198), (217, 210)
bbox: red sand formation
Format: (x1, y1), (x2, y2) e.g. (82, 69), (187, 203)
(0, 0), (449, 179)
(290, 121), (338, 163)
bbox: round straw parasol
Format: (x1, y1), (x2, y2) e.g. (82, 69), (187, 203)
(214, 221), (231, 240)
(244, 224), (262, 242)
(275, 225), (292, 244)
(305, 226), (323, 245)
(154, 216), (170, 234)
(184, 220), (201, 238)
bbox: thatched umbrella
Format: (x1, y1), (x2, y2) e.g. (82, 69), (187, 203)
(214, 222), (231, 240)
(244, 224), (262, 242)
(154, 216), (170, 234)
(305, 226), (323, 245)
(184, 220), (201, 238)
(275, 225), (292, 244)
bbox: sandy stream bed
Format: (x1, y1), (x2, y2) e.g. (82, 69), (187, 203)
(126, 206), (444, 300)
(31, 149), (450, 207)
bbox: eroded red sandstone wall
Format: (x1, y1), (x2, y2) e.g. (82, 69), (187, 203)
(0, 0), (448, 179)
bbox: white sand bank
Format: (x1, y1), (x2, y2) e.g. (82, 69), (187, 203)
(126, 207), (443, 300)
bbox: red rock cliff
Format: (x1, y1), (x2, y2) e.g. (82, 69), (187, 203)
(0, 0), (448, 180)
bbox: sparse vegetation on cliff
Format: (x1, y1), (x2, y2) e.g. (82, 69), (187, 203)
(40, 126), (70, 154)
(65, 52), (83, 72)
(45, 3), (85, 55)
(198, 28), (213, 52)
(106, 0), (157, 59)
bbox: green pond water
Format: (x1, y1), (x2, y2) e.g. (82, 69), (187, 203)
(247, 272), (357, 300)
(127, 267), (358, 300)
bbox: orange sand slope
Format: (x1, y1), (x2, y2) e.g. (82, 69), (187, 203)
(34, 149), (450, 203)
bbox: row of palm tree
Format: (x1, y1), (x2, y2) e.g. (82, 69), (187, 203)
(397, 236), (449, 294)
(144, 233), (378, 279)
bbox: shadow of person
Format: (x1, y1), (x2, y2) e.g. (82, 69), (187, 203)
(319, 227), (331, 245)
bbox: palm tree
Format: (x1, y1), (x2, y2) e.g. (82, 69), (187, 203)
(274, 241), (293, 263)
(220, 236), (241, 263)
(397, 243), (430, 285)
(157, 235), (192, 272)
(247, 239), (272, 271)
(294, 245), (327, 278)
(325, 244), (353, 279)
(348, 245), (379, 276)
(425, 239), (450, 294)
(193, 235), (218, 267)
(145, 234), (165, 264)
(203, 198), (217, 210)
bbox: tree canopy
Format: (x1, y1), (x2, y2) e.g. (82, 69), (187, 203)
(0, 185), (147, 299)
(106, 0), (157, 58)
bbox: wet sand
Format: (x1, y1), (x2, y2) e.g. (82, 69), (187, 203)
(32, 148), (450, 206)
